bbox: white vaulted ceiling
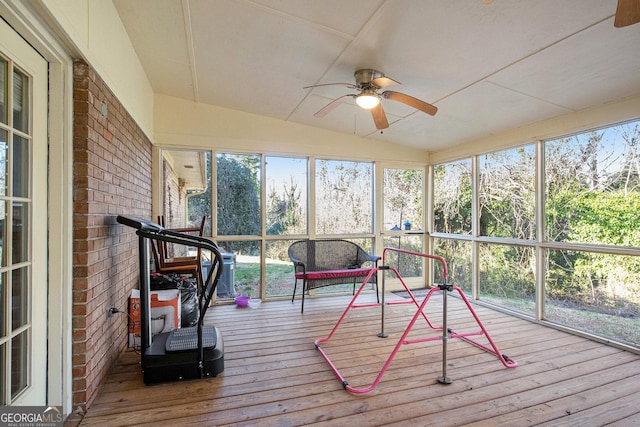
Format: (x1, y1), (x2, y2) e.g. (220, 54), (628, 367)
(113, 0), (640, 152)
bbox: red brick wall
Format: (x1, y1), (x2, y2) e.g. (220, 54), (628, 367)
(72, 60), (152, 410)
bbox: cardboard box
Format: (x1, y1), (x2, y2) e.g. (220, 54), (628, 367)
(128, 288), (181, 347)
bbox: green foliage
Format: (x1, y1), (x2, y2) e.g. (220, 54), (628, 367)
(433, 162), (472, 234)
(266, 178), (302, 235)
(568, 191), (640, 246)
(434, 239), (472, 292)
(546, 190), (640, 307)
(385, 168), (423, 229)
(478, 146), (535, 239)
(216, 155), (260, 254)
(480, 245), (536, 299)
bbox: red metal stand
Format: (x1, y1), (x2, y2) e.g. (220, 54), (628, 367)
(314, 247), (517, 394)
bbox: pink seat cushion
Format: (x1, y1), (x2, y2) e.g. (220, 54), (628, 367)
(295, 268), (373, 280)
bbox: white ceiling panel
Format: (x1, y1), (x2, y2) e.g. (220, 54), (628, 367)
(114, 0), (639, 152)
(250, 0), (385, 37)
(188, 0), (354, 118)
(487, 18), (640, 110)
(137, 55), (195, 99)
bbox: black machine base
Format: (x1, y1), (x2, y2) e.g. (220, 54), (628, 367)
(142, 326), (224, 385)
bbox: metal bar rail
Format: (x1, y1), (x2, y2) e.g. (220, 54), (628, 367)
(314, 247), (517, 394)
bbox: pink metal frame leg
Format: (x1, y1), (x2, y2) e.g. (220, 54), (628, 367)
(314, 247), (517, 394)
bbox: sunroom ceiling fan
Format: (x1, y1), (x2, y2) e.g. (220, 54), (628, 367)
(304, 69), (438, 130)
(614, 0), (640, 27)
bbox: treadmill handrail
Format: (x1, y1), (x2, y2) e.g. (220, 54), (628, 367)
(117, 214), (224, 373)
(116, 214), (223, 305)
(117, 215), (217, 251)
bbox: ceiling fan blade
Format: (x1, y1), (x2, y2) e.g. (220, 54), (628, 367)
(304, 82), (357, 90)
(370, 103), (389, 130)
(382, 91), (438, 116)
(314, 95), (354, 118)
(371, 76), (400, 89)
(614, 0), (640, 27)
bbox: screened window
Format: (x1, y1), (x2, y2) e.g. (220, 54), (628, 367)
(479, 145), (535, 239)
(545, 122), (640, 246)
(430, 119), (640, 349)
(479, 243), (536, 317)
(433, 238), (472, 293)
(265, 156), (307, 236)
(217, 153), (261, 236)
(546, 249), (640, 346)
(433, 159), (472, 235)
(315, 159), (373, 235)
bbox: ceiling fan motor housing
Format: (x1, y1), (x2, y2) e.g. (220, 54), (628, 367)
(354, 69), (384, 88)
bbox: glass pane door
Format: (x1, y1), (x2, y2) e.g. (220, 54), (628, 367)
(0, 17), (48, 405)
(382, 167), (425, 283)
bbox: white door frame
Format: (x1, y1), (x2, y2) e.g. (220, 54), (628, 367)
(0, 15), (48, 406)
(376, 162), (429, 290)
(0, 0), (74, 414)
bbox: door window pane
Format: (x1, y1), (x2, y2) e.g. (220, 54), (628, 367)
(0, 129), (7, 196)
(13, 135), (29, 198)
(315, 159), (372, 234)
(0, 57), (6, 124)
(265, 156), (307, 235)
(0, 201), (5, 267)
(11, 267), (28, 330)
(12, 68), (28, 133)
(11, 331), (27, 398)
(0, 343), (4, 402)
(11, 203), (28, 264)
(433, 159), (472, 234)
(217, 154), (261, 236)
(479, 146), (535, 239)
(0, 273), (5, 335)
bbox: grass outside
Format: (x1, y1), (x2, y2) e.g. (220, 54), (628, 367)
(230, 257), (373, 299)
(481, 295), (640, 348)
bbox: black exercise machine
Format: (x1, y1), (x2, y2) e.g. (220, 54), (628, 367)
(117, 215), (224, 384)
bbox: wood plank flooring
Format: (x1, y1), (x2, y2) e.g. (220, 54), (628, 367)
(70, 292), (640, 426)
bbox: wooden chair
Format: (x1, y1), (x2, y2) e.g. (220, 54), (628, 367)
(151, 216), (207, 287)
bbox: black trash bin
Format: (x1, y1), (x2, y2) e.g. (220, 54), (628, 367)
(203, 253), (236, 297)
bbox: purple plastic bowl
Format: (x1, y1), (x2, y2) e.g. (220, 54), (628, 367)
(235, 295), (250, 307)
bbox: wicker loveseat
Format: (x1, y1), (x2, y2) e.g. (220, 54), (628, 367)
(288, 239), (380, 313)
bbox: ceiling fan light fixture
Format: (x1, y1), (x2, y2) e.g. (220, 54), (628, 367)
(355, 92), (380, 109)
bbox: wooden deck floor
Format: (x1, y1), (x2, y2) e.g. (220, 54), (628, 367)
(71, 292), (640, 426)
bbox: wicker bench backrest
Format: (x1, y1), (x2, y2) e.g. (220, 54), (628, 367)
(288, 239), (374, 272)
